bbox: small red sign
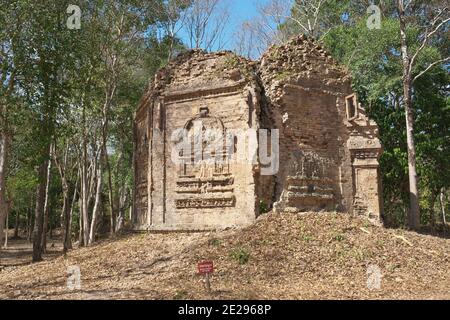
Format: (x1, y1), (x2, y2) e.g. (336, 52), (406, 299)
(198, 261), (214, 274)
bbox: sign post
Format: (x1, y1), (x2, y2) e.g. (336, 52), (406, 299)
(198, 261), (214, 293)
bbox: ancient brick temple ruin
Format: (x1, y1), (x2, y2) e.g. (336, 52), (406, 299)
(133, 35), (383, 231)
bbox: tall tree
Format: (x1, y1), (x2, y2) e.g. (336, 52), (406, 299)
(11, 1), (76, 261)
(322, 3), (449, 228)
(0, 0), (22, 249)
(1, 0), (190, 256)
(397, 0), (449, 230)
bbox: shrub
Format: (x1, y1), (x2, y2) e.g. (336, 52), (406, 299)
(209, 238), (221, 246)
(333, 233), (345, 242)
(259, 201), (269, 214)
(230, 247), (250, 265)
(173, 291), (188, 300)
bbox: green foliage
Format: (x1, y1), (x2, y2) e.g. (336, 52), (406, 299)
(230, 247), (250, 265)
(209, 238), (221, 246)
(2, 0), (449, 241)
(223, 53), (241, 69)
(221, 52), (253, 80)
(173, 291), (188, 300)
(1, 0), (190, 241)
(322, 16), (450, 227)
(332, 233), (345, 242)
(275, 71), (292, 81)
(259, 201), (269, 214)
(283, 5), (450, 226)
(280, 0), (396, 39)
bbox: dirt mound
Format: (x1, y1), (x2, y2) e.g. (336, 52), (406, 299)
(1, 212), (449, 300)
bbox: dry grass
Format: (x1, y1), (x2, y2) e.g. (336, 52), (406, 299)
(1, 212), (449, 300)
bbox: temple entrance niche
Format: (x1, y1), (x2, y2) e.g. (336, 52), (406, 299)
(274, 151), (335, 213)
(175, 107), (236, 209)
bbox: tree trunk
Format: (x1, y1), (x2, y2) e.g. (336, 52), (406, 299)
(67, 178), (78, 250)
(78, 196), (84, 246)
(0, 131), (9, 250)
(101, 76), (117, 235)
(41, 150), (52, 253)
(429, 193), (436, 228)
(113, 151), (123, 232)
(81, 134), (89, 246)
(32, 156), (50, 262)
(3, 208), (8, 248)
(101, 104), (115, 235)
(404, 92), (420, 229)
(104, 146), (115, 235)
(54, 143), (74, 253)
(60, 186), (69, 253)
(27, 203), (33, 242)
(440, 188), (447, 225)
(89, 160), (102, 245)
(398, 0), (420, 230)
(14, 209), (19, 238)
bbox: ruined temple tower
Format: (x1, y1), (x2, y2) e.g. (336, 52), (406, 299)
(133, 35), (383, 231)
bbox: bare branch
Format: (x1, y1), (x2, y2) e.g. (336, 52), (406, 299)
(412, 56), (450, 83)
(182, 0), (229, 51)
(410, 11), (449, 68)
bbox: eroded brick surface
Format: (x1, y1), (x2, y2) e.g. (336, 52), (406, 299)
(133, 36), (383, 231)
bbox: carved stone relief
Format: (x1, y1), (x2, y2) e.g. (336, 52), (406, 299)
(274, 151), (335, 213)
(175, 109), (236, 209)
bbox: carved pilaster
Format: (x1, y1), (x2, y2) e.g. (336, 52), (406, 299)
(346, 94), (383, 225)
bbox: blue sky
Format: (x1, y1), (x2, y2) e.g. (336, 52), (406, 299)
(224, 0), (263, 49)
(179, 0), (273, 52)
(222, 0), (268, 49)
(229, 0), (261, 22)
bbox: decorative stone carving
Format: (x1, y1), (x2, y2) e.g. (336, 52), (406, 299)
(274, 152), (336, 213)
(175, 110), (235, 209)
(176, 196), (235, 209)
(346, 94), (383, 225)
(133, 36), (384, 231)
